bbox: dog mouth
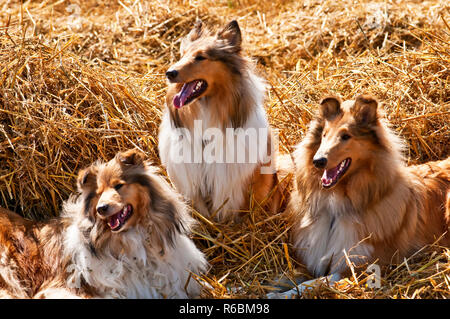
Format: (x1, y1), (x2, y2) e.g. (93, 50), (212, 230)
(321, 158), (352, 189)
(173, 79), (208, 108)
(107, 204), (133, 232)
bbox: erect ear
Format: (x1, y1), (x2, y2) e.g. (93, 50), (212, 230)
(217, 20), (242, 52)
(116, 149), (146, 167)
(319, 96), (342, 120)
(352, 95), (379, 125)
(77, 165), (97, 192)
(180, 19), (203, 54)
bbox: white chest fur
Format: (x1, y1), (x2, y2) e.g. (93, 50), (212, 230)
(63, 224), (206, 298)
(159, 93), (270, 219)
(293, 193), (373, 276)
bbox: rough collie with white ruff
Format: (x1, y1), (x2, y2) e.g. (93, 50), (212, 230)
(158, 20), (280, 222)
(289, 95), (450, 278)
(0, 149), (207, 298)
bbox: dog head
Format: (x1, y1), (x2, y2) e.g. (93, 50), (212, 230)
(310, 95), (383, 189)
(76, 149), (186, 249)
(165, 20), (244, 109)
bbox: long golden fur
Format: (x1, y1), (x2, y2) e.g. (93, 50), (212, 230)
(159, 20), (281, 222)
(288, 95), (450, 277)
(0, 149), (207, 298)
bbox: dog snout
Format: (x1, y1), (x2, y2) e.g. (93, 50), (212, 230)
(96, 203), (109, 216)
(165, 69), (178, 81)
(313, 156), (328, 169)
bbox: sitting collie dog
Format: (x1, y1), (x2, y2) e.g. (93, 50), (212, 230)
(0, 149), (207, 298)
(288, 95), (450, 278)
(158, 20), (280, 222)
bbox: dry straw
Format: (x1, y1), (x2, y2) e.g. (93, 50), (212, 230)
(0, 0), (449, 298)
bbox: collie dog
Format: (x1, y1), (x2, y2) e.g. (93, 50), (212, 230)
(0, 149), (207, 298)
(158, 20), (279, 222)
(288, 95), (450, 278)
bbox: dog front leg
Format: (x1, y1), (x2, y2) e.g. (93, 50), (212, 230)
(192, 195), (211, 218)
(265, 273), (341, 299)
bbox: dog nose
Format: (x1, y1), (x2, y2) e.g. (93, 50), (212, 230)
(96, 204), (109, 215)
(165, 70), (178, 81)
(313, 157), (328, 169)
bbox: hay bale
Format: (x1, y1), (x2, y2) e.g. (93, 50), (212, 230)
(0, 28), (161, 218)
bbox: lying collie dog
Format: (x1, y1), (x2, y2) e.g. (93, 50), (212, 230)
(0, 149), (207, 298)
(158, 20), (279, 222)
(289, 95), (450, 278)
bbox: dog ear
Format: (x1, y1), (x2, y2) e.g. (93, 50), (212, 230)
(77, 166), (97, 192)
(116, 149), (146, 167)
(217, 20), (242, 52)
(143, 175), (185, 253)
(352, 95), (378, 125)
(319, 96), (342, 120)
(180, 19), (203, 53)
(150, 194), (182, 251)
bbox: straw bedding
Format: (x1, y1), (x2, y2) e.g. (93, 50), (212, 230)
(0, 0), (448, 298)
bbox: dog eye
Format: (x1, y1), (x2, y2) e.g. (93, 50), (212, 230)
(194, 55), (206, 61)
(341, 134), (351, 141)
(114, 183), (124, 191)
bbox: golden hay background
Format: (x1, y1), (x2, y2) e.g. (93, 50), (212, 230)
(0, 0), (449, 298)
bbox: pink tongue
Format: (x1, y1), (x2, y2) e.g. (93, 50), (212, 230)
(173, 81), (197, 108)
(321, 165), (339, 183)
(108, 216), (120, 229)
